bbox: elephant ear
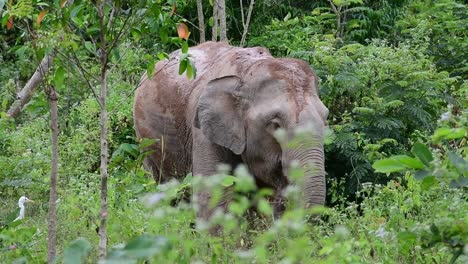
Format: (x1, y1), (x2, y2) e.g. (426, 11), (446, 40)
(194, 75), (246, 155)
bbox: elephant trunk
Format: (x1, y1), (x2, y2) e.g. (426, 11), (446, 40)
(283, 139), (326, 207)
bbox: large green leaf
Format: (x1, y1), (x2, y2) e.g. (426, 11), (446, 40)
(64, 238), (91, 264)
(102, 235), (170, 264)
(372, 158), (407, 173)
(432, 127), (466, 142)
(373, 155), (424, 173)
(411, 142), (433, 166)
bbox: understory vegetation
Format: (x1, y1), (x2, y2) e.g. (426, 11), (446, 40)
(1, 0), (466, 263)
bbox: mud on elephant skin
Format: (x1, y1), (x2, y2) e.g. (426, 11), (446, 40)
(133, 41), (329, 220)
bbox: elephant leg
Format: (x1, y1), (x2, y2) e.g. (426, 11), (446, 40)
(143, 155), (160, 181)
(192, 130), (239, 229)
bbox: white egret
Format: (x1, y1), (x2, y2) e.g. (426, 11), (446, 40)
(13, 196), (34, 222)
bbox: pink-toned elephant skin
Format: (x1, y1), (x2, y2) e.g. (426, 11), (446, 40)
(133, 42), (328, 219)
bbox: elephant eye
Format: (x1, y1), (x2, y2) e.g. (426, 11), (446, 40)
(270, 119), (281, 130)
(264, 112), (285, 131)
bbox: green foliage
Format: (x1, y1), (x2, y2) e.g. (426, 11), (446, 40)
(372, 110), (467, 262)
(249, 7), (461, 199)
(397, 0), (467, 78)
(1, 0), (467, 263)
(63, 238), (91, 264)
(374, 108), (467, 188)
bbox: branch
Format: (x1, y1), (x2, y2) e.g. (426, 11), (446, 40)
(212, 0), (219, 41)
(240, 0), (245, 28)
(196, 0), (205, 43)
(240, 0), (255, 47)
(107, 11), (131, 55)
(55, 49), (101, 106)
(328, 0), (338, 14)
(6, 53), (55, 119)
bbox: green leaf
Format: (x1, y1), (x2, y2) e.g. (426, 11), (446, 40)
(147, 60), (155, 78)
(395, 155), (425, 169)
(332, 0), (343, 6)
(397, 231), (417, 246)
(54, 66), (65, 89)
(190, 60), (197, 78)
(157, 52), (169, 60)
(86, 26), (100, 35)
(373, 158), (407, 173)
(257, 199), (273, 216)
(159, 28), (168, 43)
(373, 155), (424, 173)
(181, 41), (188, 53)
(15, 46), (28, 58)
(64, 238), (91, 264)
(208, 17), (214, 27)
(84, 41), (95, 54)
(447, 152), (468, 174)
(111, 49), (120, 61)
(414, 169), (431, 180)
(352, 107), (375, 115)
(186, 60), (196, 79)
(103, 235), (170, 263)
(432, 127), (467, 143)
(120, 143), (139, 158)
(449, 177), (468, 188)
(411, 143), (433, 166)
(221, 175), (236, 187)
(1, 14), (9, 27)
(70, 5), (83, 26)
(421, 175), (436, 190)
(131, 27), (141, 41)
(186, 62), (193, 79)
(139, 138), (157, 149)
(123, 235), (169, 258)
(178, 60), (187, 75)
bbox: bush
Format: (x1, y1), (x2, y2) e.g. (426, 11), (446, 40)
(251, 12), (459, 200)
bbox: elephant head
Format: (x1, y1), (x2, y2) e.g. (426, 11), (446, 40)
(194, 58), (328, 213)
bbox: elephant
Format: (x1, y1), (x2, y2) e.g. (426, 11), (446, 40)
(133, 41), (328, 220)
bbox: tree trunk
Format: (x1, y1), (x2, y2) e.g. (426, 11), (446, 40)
(196, 0), (205, 43)
(98, 58), (108, 258)
(6, 53), (54, 119)
(212, 0), (219, 41)
(46, 86), (59, 264)
(240, 0), (255, 46)
(218, 0), (227, 41)
(97, 0), (109, 258)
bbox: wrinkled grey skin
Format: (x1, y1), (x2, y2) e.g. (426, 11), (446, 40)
(134, 42), (328, 220)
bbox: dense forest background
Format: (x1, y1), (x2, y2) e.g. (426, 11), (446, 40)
(0, 0), (466, 263)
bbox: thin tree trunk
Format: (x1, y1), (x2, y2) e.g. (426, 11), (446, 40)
(98, 58), (108, 258)
(196, 0), (205, 43)
(97, 0), (109, 258)
(327, 0), (343, 38)
(6, 53), (54, 119)
(218, 0), (227, 41)
(212, 0), (219, 41)
(46, 86), (59, 264)
(240, 0), (255, 47)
